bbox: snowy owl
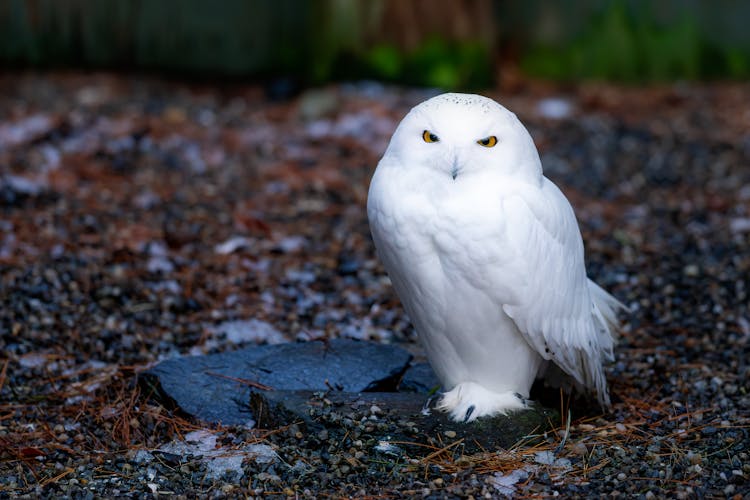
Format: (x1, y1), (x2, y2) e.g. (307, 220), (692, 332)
(367, 93), (623, 422)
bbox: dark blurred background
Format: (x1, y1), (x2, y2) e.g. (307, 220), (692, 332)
(2, 0), (749, 87)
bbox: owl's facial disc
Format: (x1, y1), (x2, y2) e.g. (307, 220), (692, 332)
(410, 110), (505, 180)
(382, 93), (544, 185)
(425, 134), (495, 180)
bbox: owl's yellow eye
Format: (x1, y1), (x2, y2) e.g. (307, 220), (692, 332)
(422, 130), (439, 143)
(477, 136), (498, 147)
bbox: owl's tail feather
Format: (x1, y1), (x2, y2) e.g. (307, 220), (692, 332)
(538, 281), (626, 409)
(587, 279), (627, 407)
(588, 279), (627, 344)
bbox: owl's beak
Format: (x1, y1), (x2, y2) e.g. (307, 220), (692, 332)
(450, 155), (462, 180)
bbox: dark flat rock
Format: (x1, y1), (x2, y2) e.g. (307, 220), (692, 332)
(141, 339), (413, 426)
(142, 339), (558, 452)
(399, 362), (441, 393)
(250, 390), (557, 453)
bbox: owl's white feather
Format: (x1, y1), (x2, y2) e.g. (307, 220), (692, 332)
(367, 93), (622, 422)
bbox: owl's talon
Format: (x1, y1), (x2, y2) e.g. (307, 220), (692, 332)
(514, 392), (531, 405)
(463, 405), (476, 423)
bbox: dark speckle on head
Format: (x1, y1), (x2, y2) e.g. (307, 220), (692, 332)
(418, 93), (498, 116)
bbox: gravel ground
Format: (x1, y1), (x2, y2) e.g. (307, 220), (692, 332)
(1, 73), (748, 498)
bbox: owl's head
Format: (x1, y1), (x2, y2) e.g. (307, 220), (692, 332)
(382, 93), (542, 182)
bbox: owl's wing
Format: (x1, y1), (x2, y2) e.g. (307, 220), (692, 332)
(496, 179), (621, 405)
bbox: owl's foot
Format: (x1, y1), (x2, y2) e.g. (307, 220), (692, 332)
(436, 382), (528, 422)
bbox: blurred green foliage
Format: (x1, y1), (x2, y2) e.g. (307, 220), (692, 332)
(359, 39), (491, 89)
(0, 0), (748, 84)
(521, 1), (750, 81)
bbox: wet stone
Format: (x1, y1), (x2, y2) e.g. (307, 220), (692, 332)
(399, 362), (442, 393)
(142, 339), (412, 425)
(144, 339), (557, 452)
(249, 389), (557, 454)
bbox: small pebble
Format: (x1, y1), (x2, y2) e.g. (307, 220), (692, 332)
(572, 442), (588, 455)
(683, 264), (700, 276)
(444, 430), (457, 438)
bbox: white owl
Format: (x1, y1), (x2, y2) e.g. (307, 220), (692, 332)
(367, 93), (623, 422)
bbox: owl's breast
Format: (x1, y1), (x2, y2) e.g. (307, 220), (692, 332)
(368, 164), (540, 391)
(368, 164), (510, 294)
